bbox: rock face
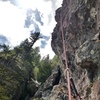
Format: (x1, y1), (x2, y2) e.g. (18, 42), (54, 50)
(33, 0), (100, 100)
(32, 66), (69, 100)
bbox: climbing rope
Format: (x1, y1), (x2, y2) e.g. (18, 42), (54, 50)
(61, 21), (72, 100)
(60, 0), (72, 99)
(61, 10), (72, 100)
(61, 0), (82, 100)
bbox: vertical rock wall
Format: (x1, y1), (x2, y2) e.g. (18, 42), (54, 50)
(51, 0), (100, 100)
(32, 0), (100, 100)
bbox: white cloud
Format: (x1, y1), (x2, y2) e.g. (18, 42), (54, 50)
(0, 0), (62, 59)
(0, 1), (30, 46)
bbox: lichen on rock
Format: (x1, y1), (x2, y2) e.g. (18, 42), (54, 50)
(50, 0), (100, 99)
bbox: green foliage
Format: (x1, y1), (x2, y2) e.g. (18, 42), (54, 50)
(0, 32), (59, 98)
(0, 44), (9, 51)
(51, 55), (59, 68)
(36, 55), (52, 82)
(0, 43), (58, 83)
(33, 67), (39, 80)
(33, 55), (58, 82)
(0, 64), (23, 100)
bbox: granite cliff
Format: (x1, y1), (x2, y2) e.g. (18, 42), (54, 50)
(32, 0), (100, 100)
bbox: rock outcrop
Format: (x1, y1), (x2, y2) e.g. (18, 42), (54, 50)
(1, 0), (99, 100)
(32, 0), (100, 100)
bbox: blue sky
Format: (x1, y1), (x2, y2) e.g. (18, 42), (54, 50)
(0, 35), (9, 45)
(0, 0), (62, 59)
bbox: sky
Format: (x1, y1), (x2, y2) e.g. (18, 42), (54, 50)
(0, 0), (62, 59)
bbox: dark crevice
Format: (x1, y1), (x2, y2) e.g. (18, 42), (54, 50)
(86, 87), (91, 97)
(53, 68), (61, 85)
(87, 64), (98, 82)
